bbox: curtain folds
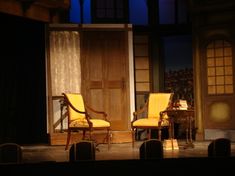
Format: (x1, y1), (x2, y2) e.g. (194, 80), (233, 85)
(49, 31), (81, 96)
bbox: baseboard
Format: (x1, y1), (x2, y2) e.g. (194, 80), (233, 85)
(49, 130), (132, 145)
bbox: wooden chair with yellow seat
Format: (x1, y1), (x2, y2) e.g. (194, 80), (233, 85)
(62, 93), (111, 150)
(131, 92), (173, 147)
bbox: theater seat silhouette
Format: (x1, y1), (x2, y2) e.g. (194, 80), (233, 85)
(139, 139), (163, 159)
(208, 138), (231, 157)
(0, 143), (22, 164)
(69, 141), (96, 161)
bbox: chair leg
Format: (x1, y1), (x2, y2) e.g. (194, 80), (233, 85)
(132, 128), (135, 148)
(89, 130), (92, 141)
(82, 130), (86, 140)
(147, 129), (151, 140)
(107, 129), (111, 150)
(65, 130), (71, 150)
(158, 128), (162, 141)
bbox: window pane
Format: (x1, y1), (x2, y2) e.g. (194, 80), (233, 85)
(117, 9), (124, 18)
(135, 70), (150, 82)
(97, 0), (105, 8)
(208, 86), (216, 94)
(207, 42), (214, 48)
(134, 35), (148, 44)
(215, 48), (223, 57)
(107, 0), (114, 8)
(207, 67), (215, 76)
(225, 76), (233, 84)
(215, 58), (223, 66)
(92, 0), (127, 23)
(134, 45), (148, 56)
(135, 57), (149, 69)
(116, 0), (123, 8)
(97, 9), (105, 18)
(225, 66), (233, 75)
(106, 9), (114, 18)
(208, 77), (215, 85)
(207, 58), (215, 66)
(136, 83), (150, 91)
(224, 47), (232, 56)
(225, 85), (233, 94)
(216, 67), (224, 76)
(216, 85), (224, 94)
(207, 49), (214, 57)
(224, 57), (232, 66)
(216, 76), (224, 85)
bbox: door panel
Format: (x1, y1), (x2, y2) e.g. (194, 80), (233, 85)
(200, 39), (235, 140)
(81, 31), (130, 130)
(204, 96), (235, 129)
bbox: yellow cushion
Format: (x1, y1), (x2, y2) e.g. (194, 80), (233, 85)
(65, 93), (110, 129)
(70, 119), (110, 128)
(90, 119), (110, 128)
(132, 118), (169, 127)
(70, 119), (89, 128)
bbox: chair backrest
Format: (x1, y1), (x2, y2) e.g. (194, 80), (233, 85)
(147, 93), (172, 120)
(64, 93), (86, 121)
(0, 143), (22, 164)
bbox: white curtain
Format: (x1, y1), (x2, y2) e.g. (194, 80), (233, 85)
(49, 31), (81, 96)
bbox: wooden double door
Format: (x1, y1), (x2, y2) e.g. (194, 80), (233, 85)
(80, 31), (130, 131)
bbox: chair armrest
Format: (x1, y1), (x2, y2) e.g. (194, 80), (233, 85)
(159, 110), (169, 125)
(160, 110), (167, 119)
(132, 101), (148, 122)
(85, 104), (109, 121)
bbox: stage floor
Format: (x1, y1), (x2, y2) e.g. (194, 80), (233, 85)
(21, 140), (235, 163)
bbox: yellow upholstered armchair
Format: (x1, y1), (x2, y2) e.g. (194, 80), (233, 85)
(62, 93), (111, 150)
(131, 93), (173, 147)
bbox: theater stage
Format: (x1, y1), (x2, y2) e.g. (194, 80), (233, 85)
(21, 140), (235, 163)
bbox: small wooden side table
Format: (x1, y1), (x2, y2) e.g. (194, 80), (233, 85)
(161, 109), (195, 149)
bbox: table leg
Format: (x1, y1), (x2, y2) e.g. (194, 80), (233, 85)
(167, 117), (179, 150)
(183, 116), (194, 149)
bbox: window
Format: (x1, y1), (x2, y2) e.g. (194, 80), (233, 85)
(91, 0), (128, 23)
(134, 35), (150, 93)
(206, 39), (233, 94)
(133, 34), (151, 110)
